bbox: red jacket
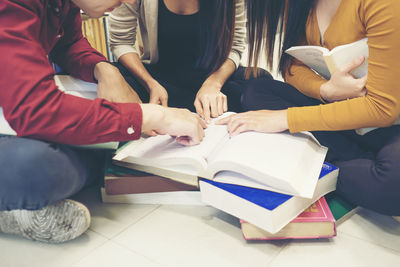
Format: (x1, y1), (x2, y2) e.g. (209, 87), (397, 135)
(0, 0), (142, 145)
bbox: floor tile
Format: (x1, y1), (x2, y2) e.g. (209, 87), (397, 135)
(72, 186), (159, 239)
(0, 229), (107, 267)
(268, 234), (400, 267)
(338, 208), (400, 252)
(113, 205), (287, 267)
(71, 240), (163, 267)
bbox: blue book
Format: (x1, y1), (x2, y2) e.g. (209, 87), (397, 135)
(199, 163), (338, 234)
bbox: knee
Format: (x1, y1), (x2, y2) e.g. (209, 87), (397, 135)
(0, 138), (84, 202)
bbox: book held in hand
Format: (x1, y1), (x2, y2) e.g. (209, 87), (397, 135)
(240, 197), (336, 240)
(199, 163), (338, 234)
(285, 38), (368, 80)
(113, 114), (328, 198)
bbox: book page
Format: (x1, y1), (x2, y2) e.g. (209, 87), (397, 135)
(326, 38), (368, 78)
(206, 131), (327, 197)
(114, 113), (233, 175)
(285, 46), (331, 79)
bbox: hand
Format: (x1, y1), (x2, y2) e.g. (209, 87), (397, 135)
(147, 79), (168, 106)
(95, 62), (142, 103)
(320, 56), (367, 102)
(194, 81), (227, 123)
(216, 110), (288, 136)
(141, 104), (207, 146)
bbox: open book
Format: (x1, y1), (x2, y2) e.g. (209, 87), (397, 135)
(113, 114), (327, 198)
(285, 38), (368, 80)
(286, 39), (398, 135)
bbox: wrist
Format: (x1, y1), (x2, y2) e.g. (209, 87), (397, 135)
(202, 78), (223, 90)
(145, 79), (159, 92)
(140, 104), (165, 132)
(320, 82), (331, 102)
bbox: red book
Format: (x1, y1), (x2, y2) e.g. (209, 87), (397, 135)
(104, 174), (198, 195)
(241, 197), (336, 240)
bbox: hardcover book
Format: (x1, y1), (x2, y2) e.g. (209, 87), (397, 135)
(101, 188), (204, 205)
(199, 163), (338, 234)
(104, 161), (198, 195)
(325, 192), (359, 225)
(240, 197), (336, 240)
(114, 115), (327, 198)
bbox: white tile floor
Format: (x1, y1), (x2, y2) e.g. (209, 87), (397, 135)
(1, 185), (400, 267)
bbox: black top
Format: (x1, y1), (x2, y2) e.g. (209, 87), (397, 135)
(156, 0), (201, 70)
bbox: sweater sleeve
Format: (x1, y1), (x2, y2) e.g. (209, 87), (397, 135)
(228, 0), (246, 69)
(285, 59), (327, 101)
(108, 3), (141, 61)
(287, 0), (400, 133)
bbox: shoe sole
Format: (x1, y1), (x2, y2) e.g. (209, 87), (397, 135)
(12, 199), (90, 243)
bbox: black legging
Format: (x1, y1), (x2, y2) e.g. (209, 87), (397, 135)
(241, 76), (400, 215)
(115, 62), (271, 113)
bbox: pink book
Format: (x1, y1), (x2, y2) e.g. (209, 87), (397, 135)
(241, 197), (337, 240)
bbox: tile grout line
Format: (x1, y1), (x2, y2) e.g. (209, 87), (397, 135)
(68, 230), (111, 267)
(89, 204), (162, 240)
(338, 230), (400, 255)
(264, 242), (291, 267)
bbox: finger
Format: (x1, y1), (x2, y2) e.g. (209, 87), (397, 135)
(217, 95), (224, 116)
(357, 75), (368, 87)
(202, 98), (211, 123)
(176, 136), (192, 146)
(149, 96), (160, 105)
(143, 130), (157, 137)
(161, 96), (168, 107)
(194, 99), (204, 118)
(359, 87), (367, 97)
(342, 56), (364, 74)
(215, 114), (233, 125)
(197, 115), (207, 129)
(223, 95), (228, 113)
(228, 118), (243, 135)
(210, 98), (218, 118)
(231, 124), (249, 137)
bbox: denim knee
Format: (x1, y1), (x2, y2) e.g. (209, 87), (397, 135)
(0, 137), (87, 210)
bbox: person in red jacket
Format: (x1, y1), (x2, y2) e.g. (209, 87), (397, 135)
(0, 0), (205, 243)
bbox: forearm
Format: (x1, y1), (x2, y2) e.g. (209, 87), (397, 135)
(119, 52), (157, 91)
(203, 59), (236, 89)
(285, 63), (327, 101)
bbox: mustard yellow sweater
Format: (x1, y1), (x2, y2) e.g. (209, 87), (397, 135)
(286, 0), (400, 133)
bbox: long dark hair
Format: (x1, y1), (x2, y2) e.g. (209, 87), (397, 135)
(197, 0), (235, 73)
(246, 0), (315, 77)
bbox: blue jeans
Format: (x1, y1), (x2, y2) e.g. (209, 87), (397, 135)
(0, 136), (106, 211)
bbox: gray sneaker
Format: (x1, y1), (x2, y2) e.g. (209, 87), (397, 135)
(0, 199), (90, 243)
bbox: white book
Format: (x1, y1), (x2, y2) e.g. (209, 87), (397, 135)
(101, 188), (205, 205)
(199, 163), (338, 234)
(113, 114), (328, 198)
(285, 38), (368, 80)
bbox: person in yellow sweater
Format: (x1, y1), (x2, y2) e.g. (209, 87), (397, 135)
(218, 0), (400, 216)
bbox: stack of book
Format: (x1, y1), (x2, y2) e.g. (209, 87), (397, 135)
(101, 159), (203, 205)
(110, 116), (351, 239)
